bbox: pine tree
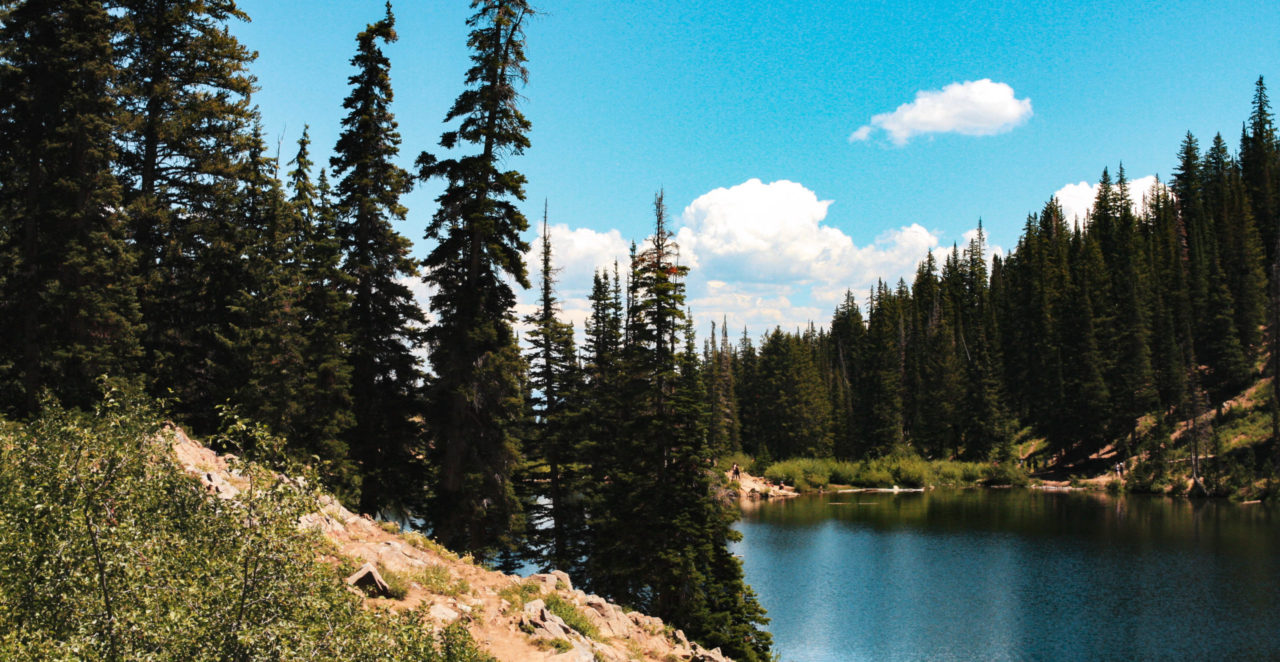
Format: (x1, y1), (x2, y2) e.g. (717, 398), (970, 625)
(585, 195), (771, 661)
(0, 0), (142, 415)
(285, 130), (358, 498)
(114, 0), (258, 429)
(420, 0), (534, 557)
(1098, 166), (1157, 448)
(1241, 77), (1279, 265)
(330, 3), (425, 515)
(863, 281), (905, 456)
(828, 291), (867, 458)
(705, 319), (742, 458)
(522, 210), (585, 573)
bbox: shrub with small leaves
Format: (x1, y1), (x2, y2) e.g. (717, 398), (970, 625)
(0, 384), (492, 660)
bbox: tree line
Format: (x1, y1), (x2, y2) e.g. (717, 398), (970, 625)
(707, 79), (1279, 495)
(0, 1), (771, 658)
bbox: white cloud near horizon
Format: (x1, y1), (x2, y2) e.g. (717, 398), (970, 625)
(851, 79), (1032, 145)
(1053, 174), (1161, 224)
(508, 179), (1011, 338)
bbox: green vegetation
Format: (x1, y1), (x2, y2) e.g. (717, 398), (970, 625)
(760, 456), (1021, 490)
(498, 580), (543, 611)
(417, 564), (471, 598)
(544, 594), (601, 641)
(0, 388), (490, 660)
(532, 637), (573, 653)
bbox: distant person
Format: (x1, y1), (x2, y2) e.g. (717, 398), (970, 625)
(732, 463), (741, 480)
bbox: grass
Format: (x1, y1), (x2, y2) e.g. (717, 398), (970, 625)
(417, 563), (470, 597)
(377, 563), (471, 600)
(403, 530), (462, 562)
(760, 455), (1019, 490)
(378, 564), (411, 600)
(544, 594), (601, 640)
(498, 579), (543, 611)
(532, 638), (573, 653)
(1214, 402), (1271, 452)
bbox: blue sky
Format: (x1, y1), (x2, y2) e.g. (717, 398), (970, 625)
(234, 0), (1280, 335)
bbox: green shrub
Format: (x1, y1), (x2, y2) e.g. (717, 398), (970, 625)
(889, 456), (932, 488)
(0, 386), (490, 660)
(403, 531), (461, 562)
(984, 463), (1030, 487)
(544, 594), (600, 640)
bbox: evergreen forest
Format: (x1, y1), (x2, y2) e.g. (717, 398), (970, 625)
(2, 1), (1279, 659)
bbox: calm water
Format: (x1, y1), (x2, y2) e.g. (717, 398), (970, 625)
(732, 489), (1280, 662)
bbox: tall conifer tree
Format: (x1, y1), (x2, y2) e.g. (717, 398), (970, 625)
(522, 211), (584, 572)
(331, 3), (425, 514)
(420, 0), (534, 557)
(114, 0), (257, 428)
(0, 0), (141, 415)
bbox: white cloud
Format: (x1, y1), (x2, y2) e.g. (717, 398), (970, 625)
(688, 281), (824, 335)
(677, 179), (939, 290)
(671, 179), (944, 331)
(1053, 174), (1161, 224)
(522, 223), (631, 303)
(851, 79), (1032, 145)
(514, 180), (956, 339)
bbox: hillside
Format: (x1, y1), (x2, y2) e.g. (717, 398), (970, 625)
(171, 428), (734, 662)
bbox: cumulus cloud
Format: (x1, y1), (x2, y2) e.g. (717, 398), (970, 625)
(513, 180), (958, 338)
(677, 179), (938, 289)
(850, 79), (1032, 145)
(523, 223), (631, 296)
(688, 281), (824, 335)
(1053, 174), (1160, 224)
(669, 179), (945, 332)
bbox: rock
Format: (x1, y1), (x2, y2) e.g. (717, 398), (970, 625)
(546, 646), (594, 662)
(549, 569), (573, 592)
(428, 603), (460, 622)
(528, 572), (560, 592)
(345, 563), (391, 597)
(523, 598), (545, 616)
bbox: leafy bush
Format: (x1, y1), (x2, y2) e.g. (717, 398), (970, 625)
(0, 387), (491, 660)
(888, 456), (931, 488)
(983, 462), (1030, 487)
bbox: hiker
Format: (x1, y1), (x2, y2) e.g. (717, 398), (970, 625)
(731, 463), (741, 480)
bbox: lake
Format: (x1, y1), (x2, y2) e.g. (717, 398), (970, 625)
(732, 489), (1280, 662)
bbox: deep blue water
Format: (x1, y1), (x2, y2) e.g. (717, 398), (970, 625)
(732, 490), (1280, 662)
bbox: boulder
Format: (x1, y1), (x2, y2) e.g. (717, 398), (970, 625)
(549, 569), (573, 592)
(344, 563), (391, 598)
(528, 572), (560, 592)
(428, 603), (460, 622)
(523, 598), (545, 616)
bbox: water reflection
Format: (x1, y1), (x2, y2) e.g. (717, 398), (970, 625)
(733, 490), (1280, 662)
